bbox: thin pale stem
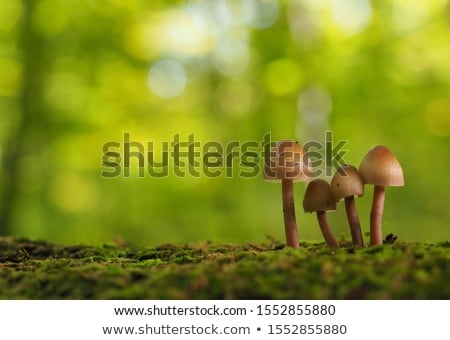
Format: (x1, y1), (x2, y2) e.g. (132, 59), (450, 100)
(370, 185), (385, 246)
(281, 179), (299, 248)
(344, 196), (364, 247)
(316, 211), (339, 248)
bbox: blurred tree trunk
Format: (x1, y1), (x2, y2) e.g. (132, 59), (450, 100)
(0, 0), (46, 235)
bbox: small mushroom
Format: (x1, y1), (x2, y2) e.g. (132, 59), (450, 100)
(330, 165), (364, 247)
(359, 146), (404, 246)
(264, 140), (310, 248)
(303, 179), (339, 248)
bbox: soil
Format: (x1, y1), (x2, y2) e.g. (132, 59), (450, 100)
(0, 237), (449, 299)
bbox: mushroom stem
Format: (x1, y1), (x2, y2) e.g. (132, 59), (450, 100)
(281, 179), (299, 248)
(344, 196), (364, 247)
(316, 211), (339, 248)
(370, 185), (385, 246)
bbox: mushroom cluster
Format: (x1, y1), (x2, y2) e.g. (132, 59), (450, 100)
(265, 143), (404, 248)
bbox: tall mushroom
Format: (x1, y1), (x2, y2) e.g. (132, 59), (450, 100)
(303, 179), (339, 248)
(359, 146), (404, 246)
(330, 165), (364, 247)
(264, 140), (310, 248)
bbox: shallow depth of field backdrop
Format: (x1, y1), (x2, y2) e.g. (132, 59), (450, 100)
(0, 0), (449, 246)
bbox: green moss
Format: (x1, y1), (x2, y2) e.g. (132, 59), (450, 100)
(0, 237), (449, 299)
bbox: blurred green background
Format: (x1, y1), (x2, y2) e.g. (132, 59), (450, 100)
(0, 0), (449, 246)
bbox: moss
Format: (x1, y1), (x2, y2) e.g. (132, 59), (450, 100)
(0, 237), (449, 299)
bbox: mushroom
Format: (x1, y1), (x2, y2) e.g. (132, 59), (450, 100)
(330, 165), (364, 247)
(303, 179), (339, 248)
(264, 140), (310, 248)
(359, 146), (404, 246)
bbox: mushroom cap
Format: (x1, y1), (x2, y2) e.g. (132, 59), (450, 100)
(359, 145), (404, 187)
(330, 164), (364, 201)
(263, 140), (310, 182)
(303, 179), (337, 213)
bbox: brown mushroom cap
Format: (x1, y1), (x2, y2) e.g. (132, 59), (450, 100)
(330, 165), (364, 201)
(263, 140), (310, 182)
(359, 145), (404, 187)
(303, 179), (337, 213)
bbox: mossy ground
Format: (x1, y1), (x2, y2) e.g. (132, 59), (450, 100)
(0, 237), (449, 299)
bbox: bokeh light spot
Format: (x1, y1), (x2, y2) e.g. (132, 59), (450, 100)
(243, 0), (280, 29)
(297, 86), (332, 141)
(263, 58), (303, 96)
(148, 60), (187, 98)
(162, 10), (217, 56)
(288, 1), (322, 48)
(393, 1), (430, 35)
(332, 0), (372, 35)
(212, 39), (250, 76)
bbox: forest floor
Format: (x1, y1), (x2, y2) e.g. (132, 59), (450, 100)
(0, 237), (449, 299)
